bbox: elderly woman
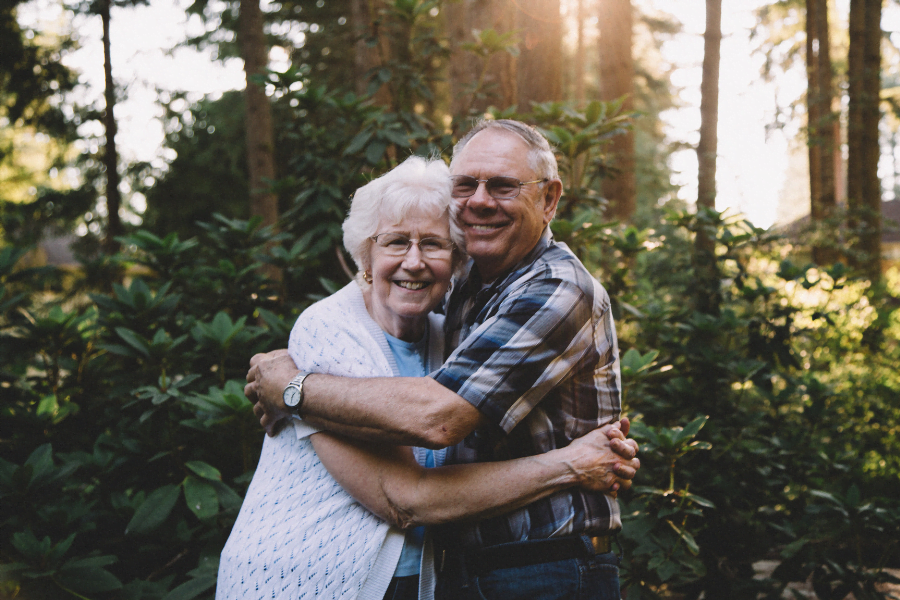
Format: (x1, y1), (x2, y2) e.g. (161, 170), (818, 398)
(216, 156), (635, 600)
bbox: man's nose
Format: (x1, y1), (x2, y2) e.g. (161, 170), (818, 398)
(464, 181), (498, 210)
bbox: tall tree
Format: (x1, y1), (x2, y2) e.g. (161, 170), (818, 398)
(694, 0), (722, 315)
(847, 0), (883, 281)
(516, 0), (563, 108)
(446, 0), (517, 117)
(351, 0), (392, 106)
(598, 0), (636, 221)
(0, 0), (76, 208)
(99, 0), (122, 250)
(574, 0), (587, 103)
(806, 0), (839, 263)
(239, 0), (278, 234)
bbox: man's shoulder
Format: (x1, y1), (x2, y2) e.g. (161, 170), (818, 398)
(513, 240), (608, 304)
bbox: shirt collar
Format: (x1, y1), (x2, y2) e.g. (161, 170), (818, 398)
(466, 227), (554, 292)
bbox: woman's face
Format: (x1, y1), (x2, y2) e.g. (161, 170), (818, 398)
(366, 209), (454, 341)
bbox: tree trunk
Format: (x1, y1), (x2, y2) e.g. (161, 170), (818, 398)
(847, 0), (883, 281)
(694, 0), (722, 315)
(446, 0), (517, 119)
(806, 0), (838, 264)
(239, 0), (278, 233)
(598, 0), (635, 222)
(101, 0), (121, 251)
(351, 0), (393, 107)
(575, 0), (586, 104)
(516, 0), (562, 108)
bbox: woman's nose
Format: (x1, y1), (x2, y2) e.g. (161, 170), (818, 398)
(402, 243), (425, 269)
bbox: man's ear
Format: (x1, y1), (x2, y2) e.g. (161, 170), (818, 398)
(542, 179), (563, 225)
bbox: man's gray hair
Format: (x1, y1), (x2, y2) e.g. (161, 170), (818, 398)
(449, 119), (559, 181)
(342, 155), (454, 274)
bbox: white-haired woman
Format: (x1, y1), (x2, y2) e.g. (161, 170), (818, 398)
(216, 156), (635, 600)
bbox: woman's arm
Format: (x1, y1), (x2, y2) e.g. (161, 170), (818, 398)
(309, 423), (639, 530)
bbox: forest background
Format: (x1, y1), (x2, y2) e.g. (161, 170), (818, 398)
(2, 0), (900, 597)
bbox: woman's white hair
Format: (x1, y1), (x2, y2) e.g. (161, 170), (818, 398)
(342, 155), (456, 274)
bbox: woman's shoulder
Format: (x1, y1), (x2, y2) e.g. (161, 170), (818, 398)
(288, 282), (392, 376)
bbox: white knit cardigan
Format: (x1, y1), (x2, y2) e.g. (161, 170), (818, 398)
(217, 282), (444, 600)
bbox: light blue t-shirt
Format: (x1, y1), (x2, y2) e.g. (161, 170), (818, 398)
(384, 331), (434, 578)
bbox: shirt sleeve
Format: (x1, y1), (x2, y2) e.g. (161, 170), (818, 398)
(430, 274), (597, 433)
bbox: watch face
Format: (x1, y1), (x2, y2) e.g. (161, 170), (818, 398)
(283, 386), (300, 407)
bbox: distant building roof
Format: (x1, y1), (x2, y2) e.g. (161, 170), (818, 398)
(38, 233), (79, 267)
(779, 199), (900, 244)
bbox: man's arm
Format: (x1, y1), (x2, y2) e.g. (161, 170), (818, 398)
(310, 422), (639, 529)
(246, 350), (641, 469)
(246, 349), (486, 448)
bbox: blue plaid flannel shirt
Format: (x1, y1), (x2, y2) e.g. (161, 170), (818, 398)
(430, 229), (622, 549)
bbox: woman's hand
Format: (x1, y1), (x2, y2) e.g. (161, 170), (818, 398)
(562, 420), (641, 495)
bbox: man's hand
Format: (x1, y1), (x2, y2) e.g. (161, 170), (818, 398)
(245, 349), (299, 436)
(564, 420), (640, 496)
(608, 416), (640, 481)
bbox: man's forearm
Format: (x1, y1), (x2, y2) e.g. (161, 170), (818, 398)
(246, 352), (483, 446)
(300, 374), (482, 448)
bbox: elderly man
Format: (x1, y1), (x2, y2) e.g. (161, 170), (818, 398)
(246, 119), (635, 600)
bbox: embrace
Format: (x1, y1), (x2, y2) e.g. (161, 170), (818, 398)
(218, 119), (641, 600)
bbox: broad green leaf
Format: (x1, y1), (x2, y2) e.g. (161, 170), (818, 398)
(115, 327), (150, 357)
(126, 485), (180, 534)
(183, 476), (219, 520)
(162, 575), (217, 600)
(780, 537), (809, 559)
(185, 461), (222, 482)
(56, 566), (123, 593)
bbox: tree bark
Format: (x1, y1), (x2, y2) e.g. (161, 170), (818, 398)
(598, 0), (635, 222)
(446, 0), (517, 119)
(516, 0), (563, 108)
(239, 0), (278, 233)
(351, 0), (393, 107)
(101, 0), (122, 250)
(575, 0), (586, 104)
(694, 0), (722, 315)
(806, 0), (838, 264)
(847, 0), (883, 281)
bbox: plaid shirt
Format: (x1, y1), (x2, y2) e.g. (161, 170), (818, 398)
(430, 229), (622, 549)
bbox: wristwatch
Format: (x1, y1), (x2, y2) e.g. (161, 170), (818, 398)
(282, 371), (311, 415)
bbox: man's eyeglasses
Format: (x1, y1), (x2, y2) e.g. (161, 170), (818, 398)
(370, 233), (455, 258)
(451, 175), (548, 200)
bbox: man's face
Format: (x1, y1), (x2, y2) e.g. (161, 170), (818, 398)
(450, 129), (560, 281)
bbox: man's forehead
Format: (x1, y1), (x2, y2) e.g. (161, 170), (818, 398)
(451, 129), (531, 173)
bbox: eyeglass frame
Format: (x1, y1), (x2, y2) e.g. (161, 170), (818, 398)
(368, 232), (456, 257)
(450, 175), (549, 200)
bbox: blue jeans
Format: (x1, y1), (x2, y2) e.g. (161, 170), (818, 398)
(383, 574), (419, 600)
(436, 550), (621, 600)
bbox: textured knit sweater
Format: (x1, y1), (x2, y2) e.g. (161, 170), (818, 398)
(217, 282), (444, 600)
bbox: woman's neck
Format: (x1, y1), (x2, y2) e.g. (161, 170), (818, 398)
(361, 286), (427, 342)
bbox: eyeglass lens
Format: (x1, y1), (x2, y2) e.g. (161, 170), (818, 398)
(374, 234), (453, 256)
(451, 176), (525, 199)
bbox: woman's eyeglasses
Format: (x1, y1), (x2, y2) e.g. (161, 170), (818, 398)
(451, 175), (548, 199)
(370, 233), (455, 257)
